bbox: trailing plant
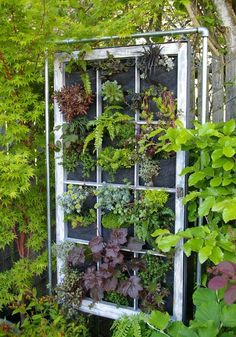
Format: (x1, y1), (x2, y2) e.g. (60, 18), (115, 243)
(54, 84), (94, 122)
(83, 106), (133, 151)
(58, 185), (96, 228)
(101, 80), (124, 105)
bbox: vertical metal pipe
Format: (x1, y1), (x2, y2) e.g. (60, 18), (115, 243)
(45, 54), (52, 294)
(197, 31), (208, 286)
(201, 35), (208, 124)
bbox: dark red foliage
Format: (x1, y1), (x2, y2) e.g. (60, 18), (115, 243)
(54, 84), (93, 121)
(118, 275), (143, 299)
(110, 228), (128, 245)
(89, 236), (104, 254)
(67, 246), (85, 267)
(208, 261), (236, 304)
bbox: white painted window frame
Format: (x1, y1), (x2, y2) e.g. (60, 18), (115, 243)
(54, 42), (189, 320)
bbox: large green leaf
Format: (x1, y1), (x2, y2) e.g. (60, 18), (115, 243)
(188, 171), (206, 186)
(198, 196), (215, 217)
(223, 119), (235, 135)
(148, 311), (170, 330)
(183, 238), (203, 256)
(213, 199), (236, 222)
(199, 245), (213, 264)
(210, 246), (224, 264)
(221, 305), (236, 327)
(193, 288), (217, 308)
(195, 301), (221, 326)
(223, 146), (235, 158)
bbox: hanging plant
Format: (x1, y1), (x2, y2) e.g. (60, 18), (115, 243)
(54, 84), (94, 122)
(139, 155), (160, 186)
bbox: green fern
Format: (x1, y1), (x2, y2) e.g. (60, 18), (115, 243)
(83, 106), (132, 152)
(111, 313), (150, 337)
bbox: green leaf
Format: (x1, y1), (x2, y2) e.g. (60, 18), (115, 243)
(198, 196), (215, 217)
(188, 171), (206, 186)
(213, 198), (236, 222)
(199, 245), (213, 264)
(223, 119), (235, 135)
(221, 305), (236, 327)
(223, 159), (234, 171)
(182, 191), (200, 205)
(210, 177), (222, 187)
(201, 151), (210, 167)
(148, 311), (170, 330)
(223, 146), (235, 158)
(210, 246), (224, 264)
(151, 229), (170, 237)
(193, 288), (217, 307)
(156, 234), (180, 252)
(183, 238), (203, 256)
(211, 149), (223, 162)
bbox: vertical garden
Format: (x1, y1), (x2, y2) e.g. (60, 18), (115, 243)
(1, 0), (236, 336)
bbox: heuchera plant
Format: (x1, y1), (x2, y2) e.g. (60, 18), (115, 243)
(66, 229), (143, 303)
(208, 261), (236, 304)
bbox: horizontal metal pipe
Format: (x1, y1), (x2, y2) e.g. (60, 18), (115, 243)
(55, 27), (208, 45)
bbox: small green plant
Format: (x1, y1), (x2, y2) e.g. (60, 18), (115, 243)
(104, 291), (129, 307)
(139, 156), (160, 186)
(101, 80), (124, 104)
(58, 185), (96, 228)
(10, 289), (90, 337)
(98, 147), (135, 179)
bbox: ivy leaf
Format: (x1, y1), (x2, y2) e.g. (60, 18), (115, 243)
(148, 310), (170, 330)
(198, 196), (215, 217)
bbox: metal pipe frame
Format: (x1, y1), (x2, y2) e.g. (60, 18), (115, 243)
(45, 26), (209, 302)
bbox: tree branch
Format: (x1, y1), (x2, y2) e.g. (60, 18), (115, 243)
(185, 3), (221, 56)
(212, 0), (236, 53)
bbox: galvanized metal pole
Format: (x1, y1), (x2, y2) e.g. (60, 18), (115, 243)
(197, 28), (209, 286)
(45, 53), (52, 294)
